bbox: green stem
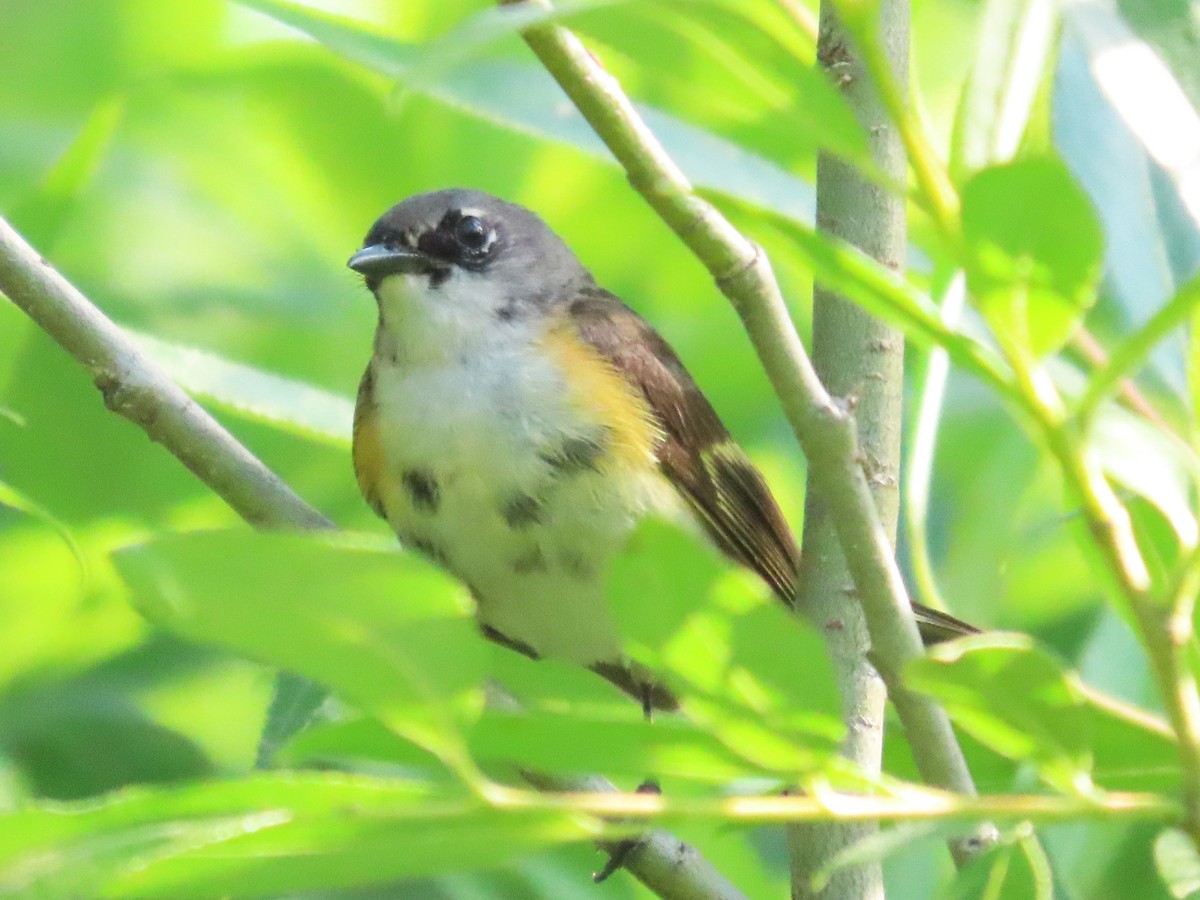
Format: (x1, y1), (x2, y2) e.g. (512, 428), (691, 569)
(1012, 342), (1200, 850)
(1076, 276), (1200, 426)
(904, 274), (966, 612)
(486, 781), (1177, 826)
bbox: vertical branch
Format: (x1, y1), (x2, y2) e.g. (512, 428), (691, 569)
(787, 3), (908, 898)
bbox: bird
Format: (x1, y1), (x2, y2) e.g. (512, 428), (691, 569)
(348, 188), (977, 712)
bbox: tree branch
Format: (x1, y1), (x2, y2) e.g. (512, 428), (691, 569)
(0, 215), (333, 532)
(0, 209), (736, 900)
(500, 0), (990, 865)
(523, 772), (749, 900)
(788, 0), (909, 895)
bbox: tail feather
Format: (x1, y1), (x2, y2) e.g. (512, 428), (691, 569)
(913, 603), (981, 644)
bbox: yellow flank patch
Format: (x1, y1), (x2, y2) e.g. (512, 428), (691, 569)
(540, 325), (663, 473)
(352, 368), (388, 519)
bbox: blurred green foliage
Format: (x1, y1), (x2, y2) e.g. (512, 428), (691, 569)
(2, 0), (1200, 898)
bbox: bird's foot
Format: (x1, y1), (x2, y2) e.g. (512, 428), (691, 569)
(594, 779), (661, 883)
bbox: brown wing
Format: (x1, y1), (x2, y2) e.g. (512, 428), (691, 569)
(566, 286), (800, 601)
(567, 285), (980, 644)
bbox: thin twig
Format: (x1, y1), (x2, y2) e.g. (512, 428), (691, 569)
(500, 0), (989, 866)
(489, 781), (1176, 825)
(1075, 281), (1200, 429)
(0, 211), (732, 898)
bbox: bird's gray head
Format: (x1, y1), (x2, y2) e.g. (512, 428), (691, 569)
(348, 189), (592, 320)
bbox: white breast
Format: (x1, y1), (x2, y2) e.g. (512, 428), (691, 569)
(368, 272), (677, 665)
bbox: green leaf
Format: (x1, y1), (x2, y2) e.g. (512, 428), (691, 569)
(810, 821), (971, 892)
(233, 0), (818, 223)
(765, 212), (1014, 393)
(0, 775), (594, 899)
(393, 0), (872, 175)
(606, 520), (843, 771)
(10, 94), (125, 247)
(906, 633), (1092, 792)
(1085, 687), (1180, 792)
(279, 716), (449, 774)
(256, 671), (331, 768)
(605, 517), (726, 661)
(1156, 828), (1200, 899)
(1063, 0), (1200, 233)
(1090, 398), (1200, 550)
(950, 0), (1057, 176)
(470, 708), (766, 782)
(962, 157), (1104, 356)
(132, 332), (354, 447)
(0, 478), (85, 572)
(114, 531), (483, 766)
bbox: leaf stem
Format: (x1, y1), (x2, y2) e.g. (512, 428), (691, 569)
(1012, 343), (1200, 849)
(488, 781), (1176, 826)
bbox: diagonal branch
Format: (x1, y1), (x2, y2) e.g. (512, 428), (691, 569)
(0, 216), (333, 532)
(0, 210), (740, 900)
(500, 0), (991, 865)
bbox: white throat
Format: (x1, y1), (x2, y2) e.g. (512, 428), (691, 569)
(374, 270), (535, 367)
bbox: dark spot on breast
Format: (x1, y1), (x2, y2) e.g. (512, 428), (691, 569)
(559, 550), (595, 579)
(502, 493), (543, 529)
(495, 299), (521, 322)
(402, 468), (440, 513)
(429, 267), (451, 289)
(540, 430), (609, 474)
(512, 546), (547, 573)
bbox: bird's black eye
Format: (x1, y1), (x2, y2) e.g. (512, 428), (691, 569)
(455, 215), (489, 251)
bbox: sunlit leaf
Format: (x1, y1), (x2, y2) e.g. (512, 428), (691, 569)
(606, 519), (843, 770)
(279, 716), (449, 773)
(114, 531), (483, 765)
(132, 332), (354, 446)
(1063, 0), (1200, 229)
(765, 212), (1013, 391)
(233, 0), (817, 223)
(10, 94), (125, 247)
(906, 633), (1092, 791)
(1156, 828), (1200, 899)
(962, 157), (1104, 356)
(0, 775), (594, 899)
(951, 0), (1057, 176)
(469, 708), (767, 782)
(394, 0), (873, 175)
(1084, 684), (1180, 793)
(0, 478), (84, 571)
(1090, 400), (1200, 549)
